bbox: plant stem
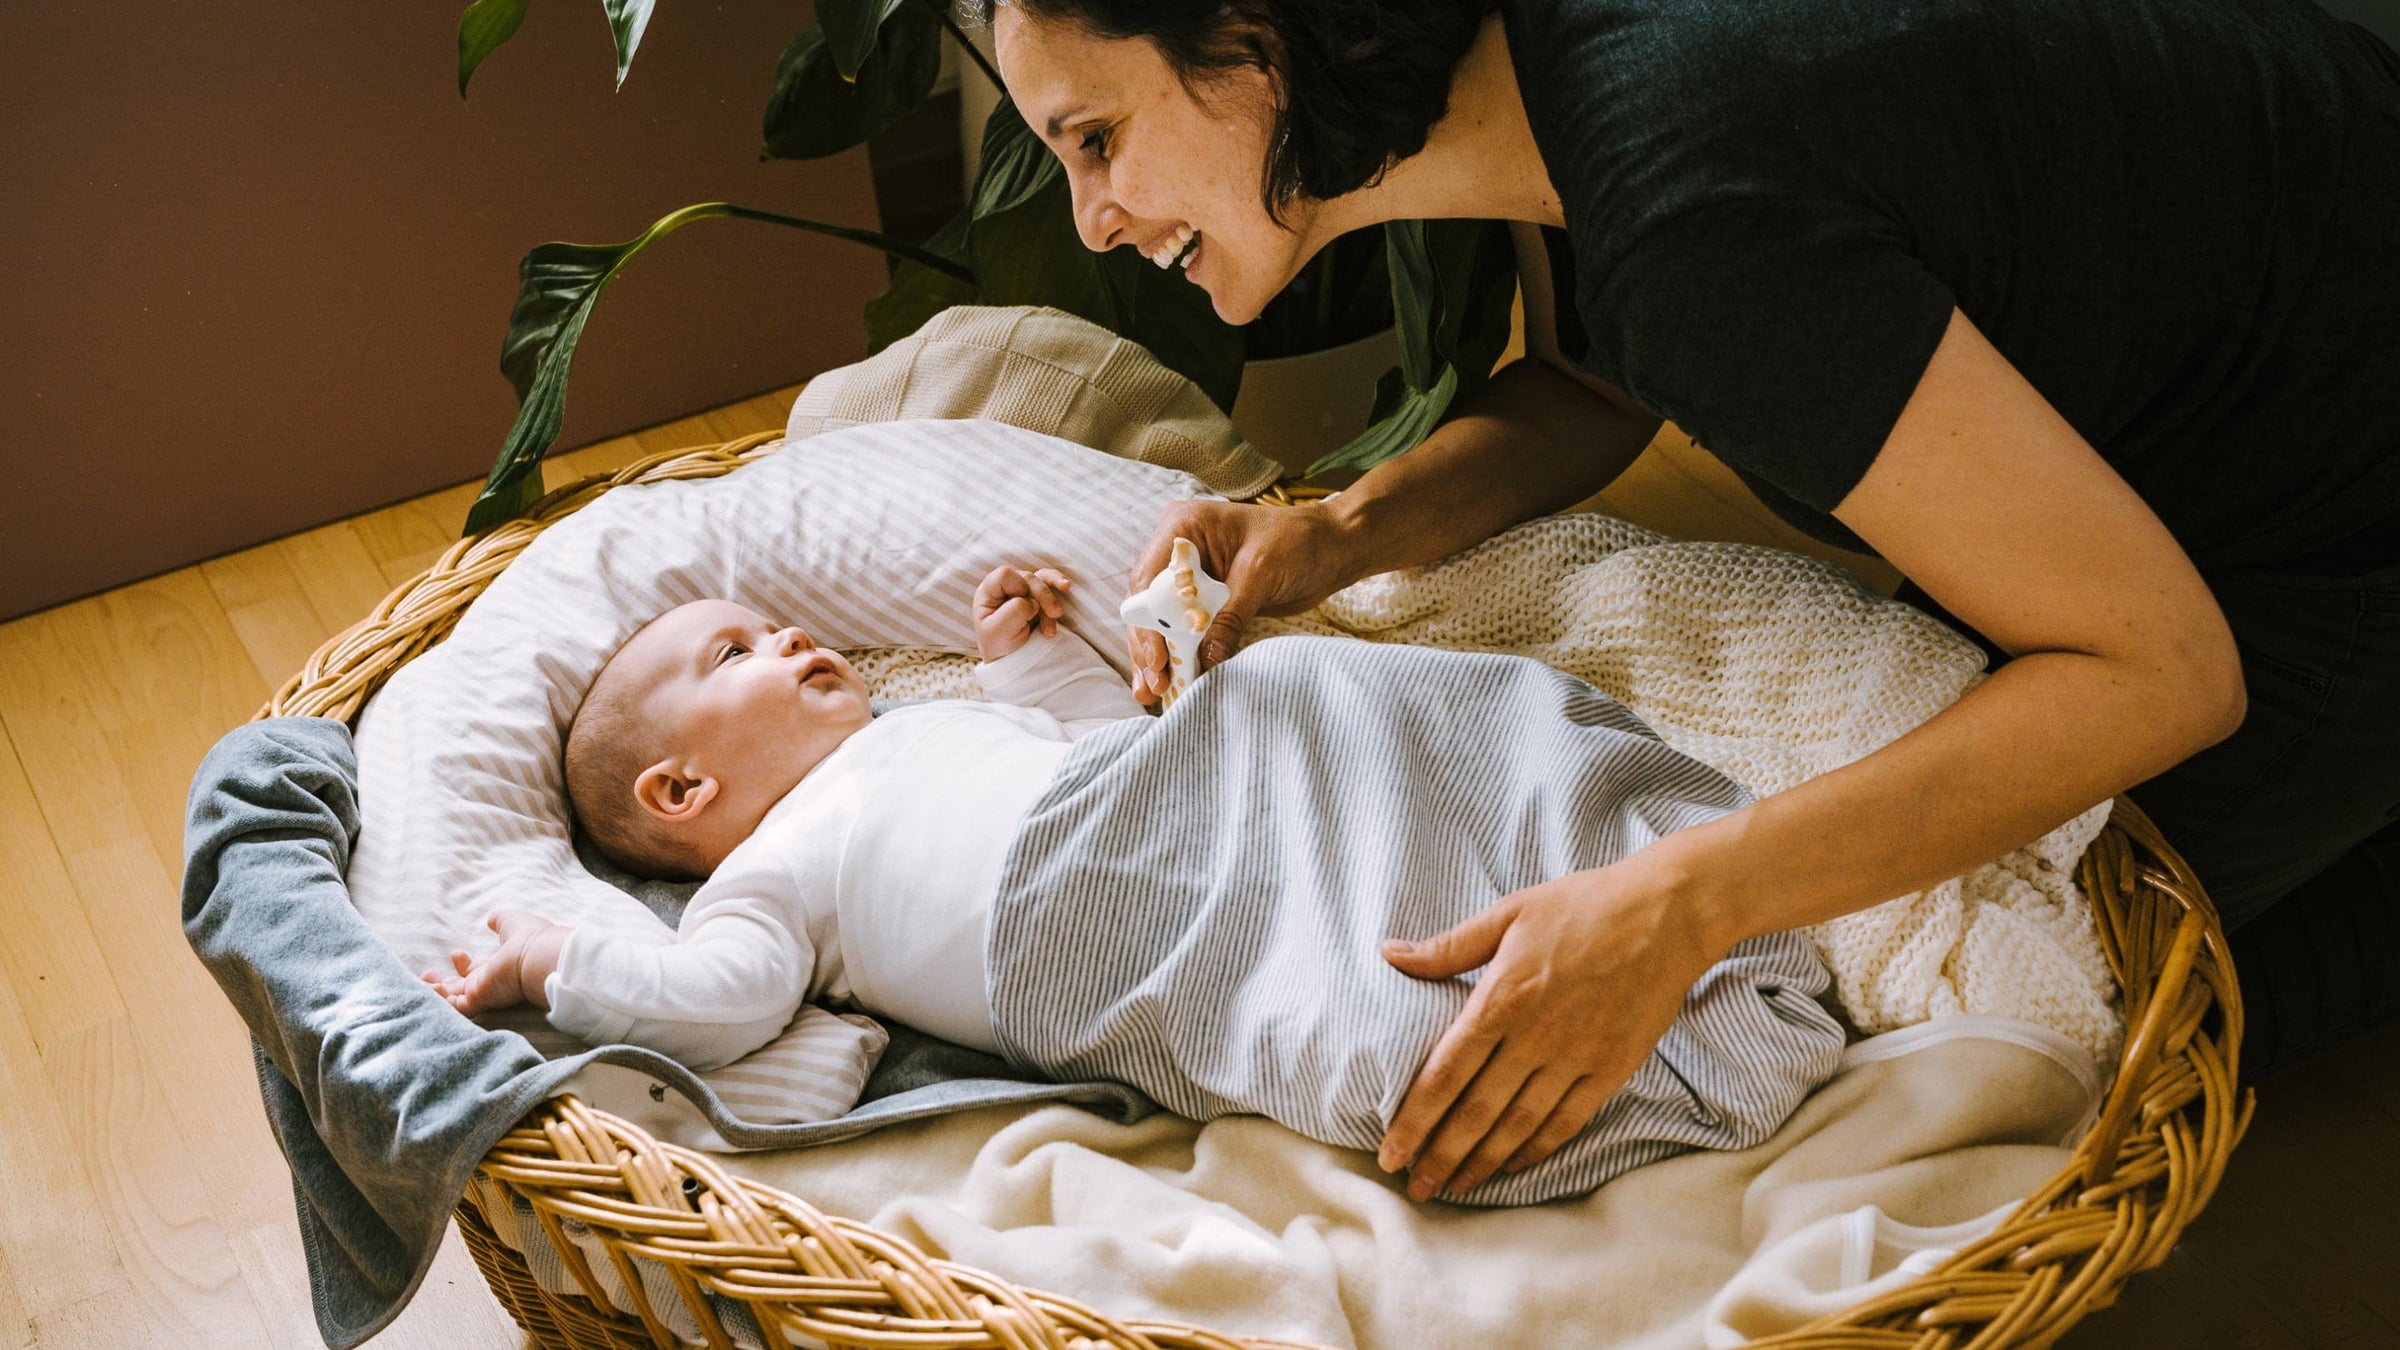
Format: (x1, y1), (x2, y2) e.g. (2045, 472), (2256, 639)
(722, 204), (975, 282)
(920, 0), (1004, 89)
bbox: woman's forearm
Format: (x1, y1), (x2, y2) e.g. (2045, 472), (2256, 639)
(1666, 310), (2252, 952)
(1663, 647), (2242, 956)
(1323, 358), (1661, 582)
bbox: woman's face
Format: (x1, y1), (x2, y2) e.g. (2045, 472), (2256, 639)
(993, 6), (1325, 325)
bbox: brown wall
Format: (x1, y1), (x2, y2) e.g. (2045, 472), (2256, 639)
(0, 1), (890, 621)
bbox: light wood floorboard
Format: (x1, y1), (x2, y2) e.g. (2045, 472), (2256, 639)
(0, 390), (795, 1349)
(0, 380), (2390, 1347)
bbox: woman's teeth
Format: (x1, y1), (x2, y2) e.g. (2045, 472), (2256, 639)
(1148, 224), (1198, 270)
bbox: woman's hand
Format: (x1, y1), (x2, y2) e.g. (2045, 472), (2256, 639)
(423, 911), (571, 1016)
(974, 565), (1075, 663)
(1377, 848), (1726, 1200)
(1125, 500), (1361, 704)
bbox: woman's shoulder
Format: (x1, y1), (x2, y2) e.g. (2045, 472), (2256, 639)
(1499, 0), (1821, 243)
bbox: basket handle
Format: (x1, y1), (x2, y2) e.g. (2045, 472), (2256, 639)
(2080, 905), (2206, 1189)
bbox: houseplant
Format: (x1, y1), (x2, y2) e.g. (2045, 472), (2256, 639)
(452, 0), (1517, 533)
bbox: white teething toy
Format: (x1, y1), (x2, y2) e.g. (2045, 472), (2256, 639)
(1119, 537), (1231, 707)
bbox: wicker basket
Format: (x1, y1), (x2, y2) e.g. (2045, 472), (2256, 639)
(260, 432), (2252, 1350)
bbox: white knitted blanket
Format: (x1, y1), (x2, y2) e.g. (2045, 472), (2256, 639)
(865, 511), (2122, 1068)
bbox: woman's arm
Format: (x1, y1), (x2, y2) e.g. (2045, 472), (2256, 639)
(1378, 307), (2244, 1200)
(1126, 357), (1658, 699)
(1679, 306), (2243, 933)
(1321, 357), (1661, 577)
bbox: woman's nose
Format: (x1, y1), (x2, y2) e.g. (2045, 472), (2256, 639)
(1069, 170), (1129, 253)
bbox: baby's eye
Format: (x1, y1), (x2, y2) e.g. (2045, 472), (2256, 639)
(715, 643), (746, 666)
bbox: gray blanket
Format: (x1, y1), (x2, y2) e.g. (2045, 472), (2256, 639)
(990, 636), (1848, 1206)
(182, 718), (1148, 1349)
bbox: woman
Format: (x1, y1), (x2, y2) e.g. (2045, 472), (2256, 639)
(981, 0), (2400, 1203)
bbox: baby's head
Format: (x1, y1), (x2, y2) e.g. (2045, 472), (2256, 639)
(566, 599), (872, 880)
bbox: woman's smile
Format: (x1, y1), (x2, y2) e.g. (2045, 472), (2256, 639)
(1141, 223), (1198, 271)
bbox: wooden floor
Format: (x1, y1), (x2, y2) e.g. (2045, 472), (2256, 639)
(0, 382), (2394, 1348)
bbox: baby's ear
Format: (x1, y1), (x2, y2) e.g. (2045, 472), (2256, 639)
(633, 761), (719, 824)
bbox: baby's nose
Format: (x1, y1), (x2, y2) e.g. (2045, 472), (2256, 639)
(775, 626), (813, 655)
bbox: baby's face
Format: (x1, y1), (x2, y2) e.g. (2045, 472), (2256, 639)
(618, 599), (872, 811)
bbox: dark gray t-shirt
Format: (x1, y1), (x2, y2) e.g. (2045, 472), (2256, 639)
(1504, 0), (2400, 568)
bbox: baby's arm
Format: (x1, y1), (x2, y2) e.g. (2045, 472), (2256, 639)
(973, 565), (1146, 733)
(424, 893), (812, 1072)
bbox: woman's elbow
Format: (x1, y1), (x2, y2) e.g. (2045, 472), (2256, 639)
(2168, 623), (2248, 754)
(2204, 659), (2249, 748)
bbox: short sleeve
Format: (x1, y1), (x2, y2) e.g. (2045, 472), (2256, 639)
(1580, 196), (1956, 517)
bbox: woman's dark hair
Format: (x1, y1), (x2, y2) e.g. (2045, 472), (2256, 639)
(970, 0), (1495, 220)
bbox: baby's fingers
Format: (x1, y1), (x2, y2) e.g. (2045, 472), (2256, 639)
(972, 565), (1024, 619)
(988, 595), (1035, 632)
(1023, 571), (1067, 635)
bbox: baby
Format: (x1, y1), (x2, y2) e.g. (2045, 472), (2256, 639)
(426, 565), (1846, 1207)
(424, 563), (1119, 1059)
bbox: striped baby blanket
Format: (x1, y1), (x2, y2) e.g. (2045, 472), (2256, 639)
(988, 635), (1847, 1206)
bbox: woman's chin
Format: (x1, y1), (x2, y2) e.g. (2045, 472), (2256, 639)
(1192, 232), (1323, 328)
(1196, 271), (1271, 327)
(1207, 293), (1264, 326)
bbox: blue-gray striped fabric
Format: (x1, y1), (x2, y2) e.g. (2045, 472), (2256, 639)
(989, 636), (1847, 1207)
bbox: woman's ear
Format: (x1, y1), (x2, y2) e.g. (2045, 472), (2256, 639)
(634, 760), (719, 825)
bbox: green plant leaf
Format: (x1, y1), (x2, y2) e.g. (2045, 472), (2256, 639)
(1308, 363), (1457, 475)
(761, 1), (942, 160)
(456, 0), (530, 97)
(970, 96), (1062, 220)
(865, 210), (977, 351)
(1420, 217), (1517, 393)
(473, 202), (974, 534)
(963, 181), (1112, 315)
(816, 0), (901, 82)
(473, 204), (727, 534)
(1383, 220), (1441, 389)
(603, 0), (656, 88)
(1305, 218), (1513, 477)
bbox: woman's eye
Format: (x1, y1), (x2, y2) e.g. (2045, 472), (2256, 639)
(1079, 126), (1111, 162)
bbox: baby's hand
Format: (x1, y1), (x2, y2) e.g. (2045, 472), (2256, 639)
(973, 565), (1074, 662)
(421, 911), (570, 1017)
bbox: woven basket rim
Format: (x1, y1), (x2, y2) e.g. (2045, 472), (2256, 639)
(259, 432), (2253, 1350)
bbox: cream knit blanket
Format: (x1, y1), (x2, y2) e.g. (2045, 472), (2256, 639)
(862, 511), (2120, 1068)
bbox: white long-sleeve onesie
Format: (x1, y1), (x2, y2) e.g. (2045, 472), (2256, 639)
(544, 631), (1145, 1070)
